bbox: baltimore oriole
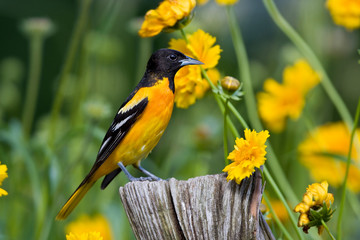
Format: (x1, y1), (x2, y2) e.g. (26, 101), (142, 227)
(56, 49), (203, 220)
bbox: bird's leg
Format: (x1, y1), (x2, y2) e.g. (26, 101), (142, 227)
(117, 162), (155, 182)
(133, 163), (162, 181)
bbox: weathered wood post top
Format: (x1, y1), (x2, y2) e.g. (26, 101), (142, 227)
(119, 172), (274, 240)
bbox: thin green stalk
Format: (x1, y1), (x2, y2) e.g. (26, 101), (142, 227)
(49, 0), (92, 146)
(225, 6), (261, 129)
(223, 99), (229, 165)
(22, 34), (44, 138)
(263, 193), (293, 240)
(203, 69), (240, 138)
(262, 0), (354, 133)
(322, 219), (336, 240)
(225, 5), (299, 206)
(337, 98), (360, 239)
(264, 166), (305, 240)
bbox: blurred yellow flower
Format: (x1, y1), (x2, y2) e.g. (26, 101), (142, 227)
(326, 0), (360, 30)
(262, 198), (289, 223)
(195, 68), (220, 99)
(66, 232), (103, 240)
(223, 129), (270, 184)
(197, 0), (209, 5)
(0, 162), (8, 196)
(169, 29), (222, 108)
(294, 181), (334, 234)
(215, 0), (239, 5)
(298, 122), (360, 192)
(66, 215), (112, 240)
(138, 0), (196, 37)
(257, 59), (320, 132)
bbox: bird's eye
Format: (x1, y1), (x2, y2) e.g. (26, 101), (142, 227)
(168, 54), (177, 61)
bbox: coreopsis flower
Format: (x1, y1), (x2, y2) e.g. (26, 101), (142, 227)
(66, 215), (112, 240)
(215, 0), (239, 5)
(66, 232), (103, 240)
(257, 59), (320, 132)
(294, 181), (335, 234)
(298, 122), (360, 192)
(326, 0), (360, 30)
(138, 0), (196, 38)
(223, 129), (270, 184)
(0, 162), (8, 196)
(169, 29), (222, 108)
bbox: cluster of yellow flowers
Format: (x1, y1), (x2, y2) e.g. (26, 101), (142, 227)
(257, 60), (320, 132)
(298, 122), (360, 192)
(66, 214), (112, 240)
(0, 162), (8, 197)
(138, 0), (196, 38)
(326, 0), (360, 30)
(169, 29), (222, 108)
(294, 181), (334, 234)
(223, 129), (270, 184)
(138, 0), (222, 109)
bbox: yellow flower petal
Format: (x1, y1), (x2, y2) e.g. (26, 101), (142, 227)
(326, 0), (360, 30)
(139, 0), (196, 38)
(257, 60), (320, 132)
(66, 215), (112, 240)
(66, 232), (103, 240)
(169, 29), (222, 108)
(298, 122), (360, 192)
(215, 0), (239, 5)
(223, 129), (269, 184)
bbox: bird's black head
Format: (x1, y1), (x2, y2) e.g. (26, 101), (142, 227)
(146, 48), (203, 77)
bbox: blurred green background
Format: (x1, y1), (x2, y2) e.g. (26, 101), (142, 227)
(0, 0), (359, 239)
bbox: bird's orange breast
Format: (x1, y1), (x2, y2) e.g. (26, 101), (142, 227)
(95, 77), (174, 178)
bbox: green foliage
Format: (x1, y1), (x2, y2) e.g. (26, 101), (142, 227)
(0, 0), (359, 239)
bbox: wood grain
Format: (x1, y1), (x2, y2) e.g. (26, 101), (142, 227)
(119, 171), (274, 240)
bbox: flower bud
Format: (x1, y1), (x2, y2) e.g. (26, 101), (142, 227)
(221, 76), (240, 92)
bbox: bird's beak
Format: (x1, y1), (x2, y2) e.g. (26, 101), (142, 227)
(180, 56), (204, 66)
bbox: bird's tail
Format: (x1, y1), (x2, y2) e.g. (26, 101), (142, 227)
(56, 178), (95, 220)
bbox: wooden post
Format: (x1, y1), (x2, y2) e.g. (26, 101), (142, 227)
(119, 171), (275, 240)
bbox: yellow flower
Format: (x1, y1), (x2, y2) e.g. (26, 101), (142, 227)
(294, 181), (334, 234)
(298, 122), (360, 192)
(262, 197), (289, 223)
(66, 215), (112, 240)
(215, 0), (239, 5)
(223, 129), (270, 184)
(0, 162), (8, 196)
(66, 232), (103, 240)
(257, 59), (320, 132)
(326, 0), (360, 30)
(138, 0), (196, 38)
(195, 68), (220, 99)
(169, 29), (222, 108)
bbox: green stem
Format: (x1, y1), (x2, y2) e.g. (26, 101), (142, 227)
(264, 166), (305, 240)
(322, 219), (336, 240)
(22, 34), (44, 138)
(337, 98), (360, 239)
(223, 98), (229, 165)
(263, 193), (293, 240)
(49, 0), (92, 147)
(262, 0), (354, 132)
(226, 5), (299, 206)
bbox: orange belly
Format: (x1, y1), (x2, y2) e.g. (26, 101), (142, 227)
(94, 77), (174, 179)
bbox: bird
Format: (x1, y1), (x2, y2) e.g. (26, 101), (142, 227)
(56, 48), (203, 220)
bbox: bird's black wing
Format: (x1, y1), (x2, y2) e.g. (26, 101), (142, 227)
(89, 97), (149, 175)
